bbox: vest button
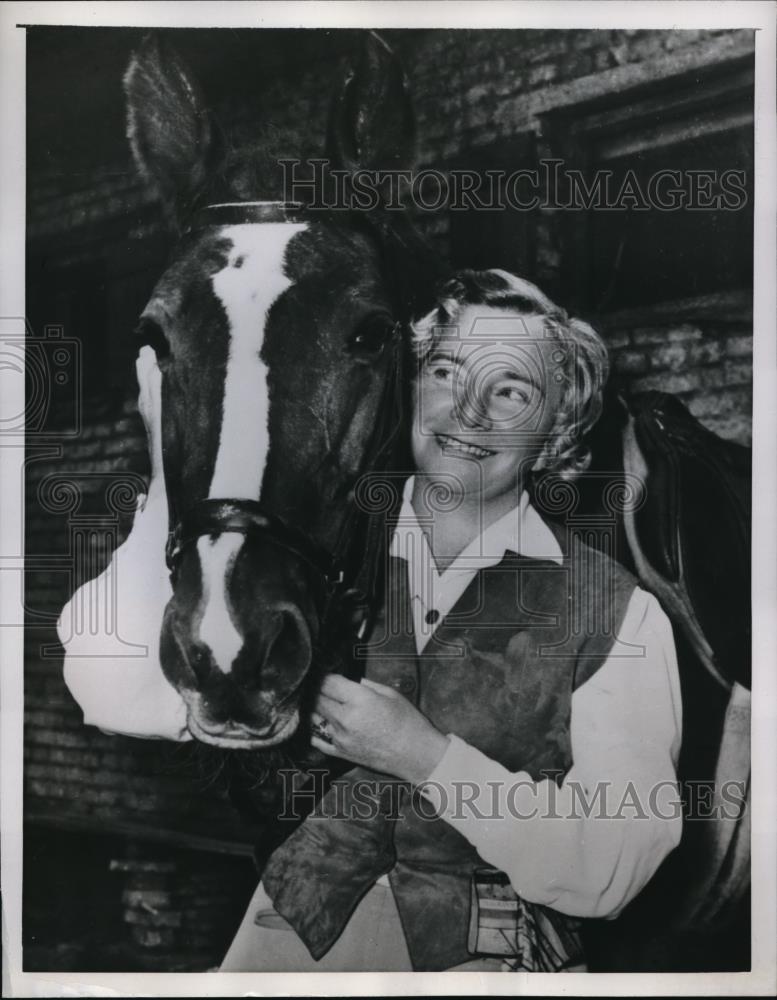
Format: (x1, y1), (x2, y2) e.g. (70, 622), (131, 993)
(395, 677), (417, 695)
(425, 609), (440, 625)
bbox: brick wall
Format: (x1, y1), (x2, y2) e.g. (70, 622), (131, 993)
(601, 291), (752, 444)
(24, 26), (753, 969)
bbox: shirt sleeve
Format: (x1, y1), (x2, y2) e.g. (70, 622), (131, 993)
(60, 348), (192, 743)
(419, 586), (683, 919)
(59, 492), (192, 743)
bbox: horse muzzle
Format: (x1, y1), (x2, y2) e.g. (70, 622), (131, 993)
(160, 587), (315, 748)
(185, 700), (301, 749)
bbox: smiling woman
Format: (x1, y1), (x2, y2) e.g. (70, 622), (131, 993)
(221, 270), (683, 972)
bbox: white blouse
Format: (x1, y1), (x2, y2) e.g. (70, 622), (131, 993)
(391, 476), (683, 919)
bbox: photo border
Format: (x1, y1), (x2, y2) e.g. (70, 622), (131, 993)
(2, 2), (775, 996)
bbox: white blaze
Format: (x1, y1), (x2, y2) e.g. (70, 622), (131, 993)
(197, 223), (306, 674)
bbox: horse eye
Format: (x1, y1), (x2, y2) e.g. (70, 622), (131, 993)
(348, 315), (396, 361)
(135, 316), (171, 361)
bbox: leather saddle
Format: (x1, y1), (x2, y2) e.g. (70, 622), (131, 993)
(559, 389), (752, 964)
(621, 391), (750, 690)
(542, 388), (751, 691)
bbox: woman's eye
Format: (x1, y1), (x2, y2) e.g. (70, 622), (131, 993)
(496, 385), (530, 404)
(348, 315), (396, 360)
(423, 356), (456, 382)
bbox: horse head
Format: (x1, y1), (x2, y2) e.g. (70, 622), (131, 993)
(124, 33), (435, 749)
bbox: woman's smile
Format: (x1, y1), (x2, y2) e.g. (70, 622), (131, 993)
(435, 433), (496, 459)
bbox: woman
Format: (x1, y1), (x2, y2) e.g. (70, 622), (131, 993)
(219, 269), (683, 972)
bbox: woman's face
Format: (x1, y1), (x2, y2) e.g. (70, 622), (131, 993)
(411, 304), (567, 503)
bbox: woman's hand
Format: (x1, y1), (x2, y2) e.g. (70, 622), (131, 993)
(311, 674), (450, 786)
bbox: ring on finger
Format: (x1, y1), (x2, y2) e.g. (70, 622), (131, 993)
(311, 715), (334, 744)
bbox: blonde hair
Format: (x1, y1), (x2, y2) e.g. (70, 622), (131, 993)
(410, 269), (609, 481)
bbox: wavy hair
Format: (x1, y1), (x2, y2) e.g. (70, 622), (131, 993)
(410, 268), (609, 481)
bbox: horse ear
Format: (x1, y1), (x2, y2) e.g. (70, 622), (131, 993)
(124, 33), (217, 218)
(327, 31), (415, 175)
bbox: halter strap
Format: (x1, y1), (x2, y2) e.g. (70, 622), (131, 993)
(166, 499), (342, 587)
(184, 201), (307, 233)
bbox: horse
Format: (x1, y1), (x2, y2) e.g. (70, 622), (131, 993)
(118, 32), (436, 757)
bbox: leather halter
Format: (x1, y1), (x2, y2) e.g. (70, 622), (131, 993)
(165, 201), (405, 641)
(165, 500), (343, 593)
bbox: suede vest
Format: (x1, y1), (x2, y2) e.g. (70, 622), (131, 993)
(262, 535), (637, 970)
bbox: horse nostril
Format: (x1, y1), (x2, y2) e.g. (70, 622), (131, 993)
(266, 604), (312, 684)
(224, 602), (312, 705)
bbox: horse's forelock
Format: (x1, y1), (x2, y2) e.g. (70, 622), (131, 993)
(217, 130), (305, 203)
